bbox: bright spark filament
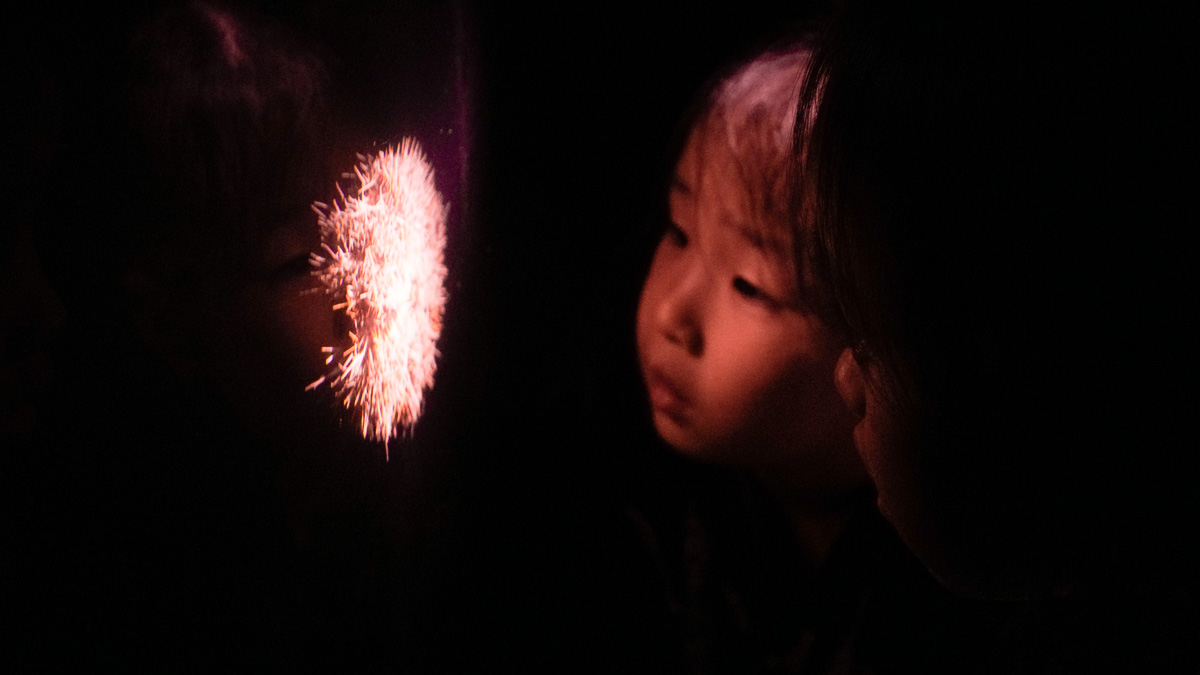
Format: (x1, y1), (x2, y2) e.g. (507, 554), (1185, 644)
(309, 139), (448, 448)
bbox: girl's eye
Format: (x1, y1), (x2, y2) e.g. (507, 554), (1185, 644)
(268, 253), (316, 284)
(733, 276), (783, 309)
(665, 222), (689, 247)
(733, 276), (761, 299)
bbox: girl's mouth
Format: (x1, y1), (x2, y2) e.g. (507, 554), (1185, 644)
(644, 367), (691, 420)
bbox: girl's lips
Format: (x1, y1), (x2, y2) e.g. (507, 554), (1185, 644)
(645, 367), (690, 419)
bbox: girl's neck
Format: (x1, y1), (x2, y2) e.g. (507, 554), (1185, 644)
(754, 471), (874, 568)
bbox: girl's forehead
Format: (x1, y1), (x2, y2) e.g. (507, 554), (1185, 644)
(676, 124), (740, 204)
(677, 117), (726, 172)
(676, 122), (791, 250)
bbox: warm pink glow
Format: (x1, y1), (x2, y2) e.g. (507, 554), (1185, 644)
(308, 139), (448, 453)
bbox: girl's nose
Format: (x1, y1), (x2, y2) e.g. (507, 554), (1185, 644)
(655, 264), (705, 356)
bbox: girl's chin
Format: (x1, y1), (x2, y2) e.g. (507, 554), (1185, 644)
(651, 408), (711, 450)
(653, 418), (740, 465)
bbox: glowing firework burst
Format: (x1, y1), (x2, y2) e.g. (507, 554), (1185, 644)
(307, 139), (447, 449)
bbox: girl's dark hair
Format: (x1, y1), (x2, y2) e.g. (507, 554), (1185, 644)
(126, 2), (331, 241)
(658, 31), (828, 312)
(39, 1), (332, 312)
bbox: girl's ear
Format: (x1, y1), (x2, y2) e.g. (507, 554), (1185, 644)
(834, 347), (866, 421)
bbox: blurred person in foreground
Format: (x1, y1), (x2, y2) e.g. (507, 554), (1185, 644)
(792, 0), (1196, 668)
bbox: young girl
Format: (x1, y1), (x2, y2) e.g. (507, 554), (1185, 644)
(634, 40), (983, 673)
(638, 42), (869, 555)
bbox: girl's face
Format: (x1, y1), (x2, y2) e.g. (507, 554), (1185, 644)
(182, 202), (347, 455)
(636, 123), (866, 492)
(164, 132), (357, 457)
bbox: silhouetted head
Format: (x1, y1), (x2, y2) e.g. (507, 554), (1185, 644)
(796, 0), (1191, 597)
(39, 2), (352, 453)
